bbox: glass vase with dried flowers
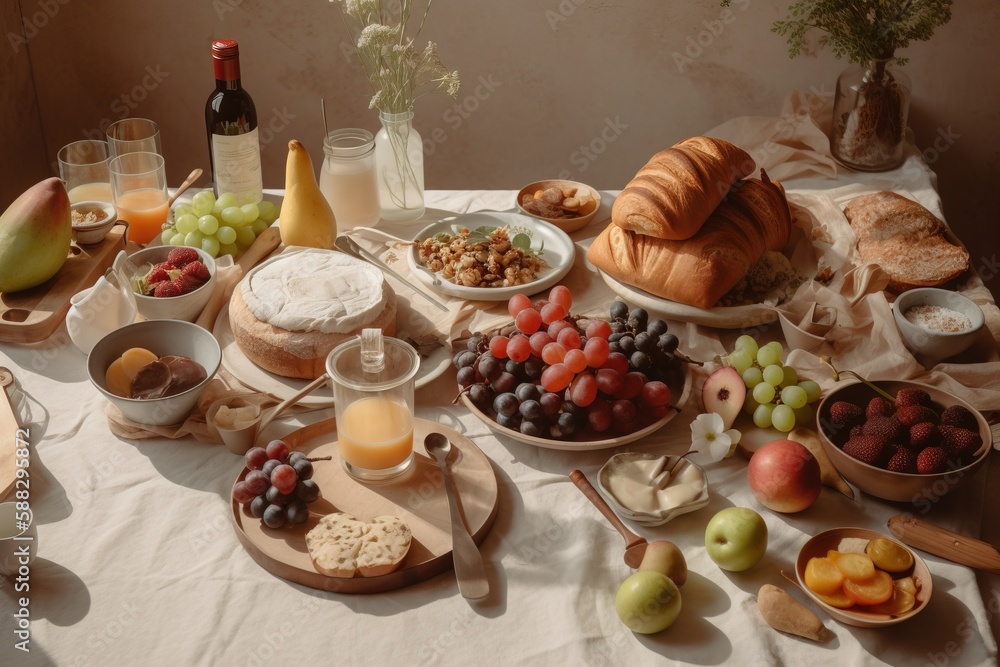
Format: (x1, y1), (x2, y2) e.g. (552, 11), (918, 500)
(332, 0), (460, 221)
(725, 0), (953, 171)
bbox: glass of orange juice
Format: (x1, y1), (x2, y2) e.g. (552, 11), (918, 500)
(109, 152), (169, 245)
(58, 140), (113, 204)
(327, 329), (420, 482)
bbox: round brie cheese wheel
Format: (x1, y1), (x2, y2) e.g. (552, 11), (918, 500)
(229, 248), (396, 379)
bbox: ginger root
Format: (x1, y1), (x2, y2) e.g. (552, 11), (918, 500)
(757, 584), (830, 642)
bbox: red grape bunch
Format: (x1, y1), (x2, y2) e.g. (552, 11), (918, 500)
(453, 285), (678, 439)
(232, 439), (325, 529)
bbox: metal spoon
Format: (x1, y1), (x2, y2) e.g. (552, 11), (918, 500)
(569, 469), (648, 568)
(424, 432), (489, 599)
(167, 168), (204, 208)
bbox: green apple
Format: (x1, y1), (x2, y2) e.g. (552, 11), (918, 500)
(704, 507), (768, 572)
(615, 571), (682, 634)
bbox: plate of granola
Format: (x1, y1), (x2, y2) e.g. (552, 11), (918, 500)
(408, 212), (576, 301)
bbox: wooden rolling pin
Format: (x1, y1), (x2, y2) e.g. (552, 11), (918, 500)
(194, 227), (281, 331)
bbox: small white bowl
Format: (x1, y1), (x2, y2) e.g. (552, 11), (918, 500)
(87, 320), (221, 425)
(516, 179), (601, 233)
(597, 452), (709, 526)
(71, 201), (117, 245)
(892, 288), (984, 366)
(125, 246), (217, 323)
(796, 528), (931, 628)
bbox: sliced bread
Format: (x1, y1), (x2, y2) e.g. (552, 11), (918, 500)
(843, 191), (969, 292)
(306, 513), (412, 578)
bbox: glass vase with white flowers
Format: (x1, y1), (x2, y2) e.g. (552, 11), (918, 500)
(332, 0), (460, 222)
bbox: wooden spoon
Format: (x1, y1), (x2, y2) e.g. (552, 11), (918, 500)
(167, 168), (204, 207)
(569, 469), (647, 568)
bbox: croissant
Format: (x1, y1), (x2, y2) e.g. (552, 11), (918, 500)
(612, 136), (755, 240)
(588, 172), (792, 309)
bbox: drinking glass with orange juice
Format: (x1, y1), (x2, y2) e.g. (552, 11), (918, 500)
(110, 152), (169, 245)
(328, 329), (420, 482)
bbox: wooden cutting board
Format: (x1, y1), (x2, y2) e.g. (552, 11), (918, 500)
(230, 417), (499, 594)
(0, 223), (128, 343)
(0, 368), (19, 501)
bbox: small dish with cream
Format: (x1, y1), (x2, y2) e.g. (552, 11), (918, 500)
(892, 287), (984, 367)
(598, 452), (710, 526)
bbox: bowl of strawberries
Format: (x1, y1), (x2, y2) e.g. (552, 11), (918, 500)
(816, 380), (991, 503)
(127, 245), (216, 323)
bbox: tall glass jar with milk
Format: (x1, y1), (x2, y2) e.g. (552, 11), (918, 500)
(319, 129), (381, 230)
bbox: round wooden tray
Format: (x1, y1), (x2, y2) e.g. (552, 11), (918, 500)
(230, 417), (499, 594)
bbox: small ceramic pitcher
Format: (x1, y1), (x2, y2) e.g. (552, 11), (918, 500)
(66, 261), (137, 354)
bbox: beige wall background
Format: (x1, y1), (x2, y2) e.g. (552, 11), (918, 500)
(2, 0), (998, 297)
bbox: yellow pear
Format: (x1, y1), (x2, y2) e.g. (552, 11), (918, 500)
(280, 140), (337, 249)
(0, 177), (72, 293)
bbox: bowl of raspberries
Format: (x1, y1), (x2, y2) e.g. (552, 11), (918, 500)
(816, 380), (991, 503)
(127, 245), (217, 322)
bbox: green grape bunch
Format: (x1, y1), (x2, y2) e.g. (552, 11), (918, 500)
(725, 335), (822, 433)
(161, 190), (280, 258)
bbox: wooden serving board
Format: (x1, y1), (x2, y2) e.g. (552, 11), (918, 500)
(230, 417), (499, 594)
(0, 223), (128, 343)
(0, 368), (18, 501)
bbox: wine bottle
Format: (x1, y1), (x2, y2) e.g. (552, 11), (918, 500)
(205, 39), (262, 205)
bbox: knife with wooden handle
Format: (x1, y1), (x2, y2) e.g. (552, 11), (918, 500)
(888, 514), (1000, 574)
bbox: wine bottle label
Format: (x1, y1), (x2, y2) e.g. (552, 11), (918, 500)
(212, 128), (263, 205)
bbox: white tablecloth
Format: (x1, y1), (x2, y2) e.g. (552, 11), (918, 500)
(2, 177), (999, 666)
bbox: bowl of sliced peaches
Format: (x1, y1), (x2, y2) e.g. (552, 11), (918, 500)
(795, 527), (931, 628)
(88, 320), (221, 425)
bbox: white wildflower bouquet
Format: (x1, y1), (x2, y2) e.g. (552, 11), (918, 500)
(333, 0), (460, 113)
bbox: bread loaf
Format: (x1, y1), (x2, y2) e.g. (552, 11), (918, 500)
(589, 173), (792, 309)
(612, 136), (755, 240)
(306, 513), (412, 578)
(229, 248), (397, 379)
(843, 191), (969, 292)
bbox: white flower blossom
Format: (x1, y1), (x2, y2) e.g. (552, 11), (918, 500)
(691, 412), (742, 461)
(343, 0), (376, 13)
(357, 23), (396, 48)
(445, 71), (460, 96)
(331, 0), (459, 114)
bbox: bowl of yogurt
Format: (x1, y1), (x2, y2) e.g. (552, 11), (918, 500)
(598, 452), (709, 526)
(892, 288), (984, 367)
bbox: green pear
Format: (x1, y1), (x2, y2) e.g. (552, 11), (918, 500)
(638, 539), (688, 587)
(0, 177), (72, 293)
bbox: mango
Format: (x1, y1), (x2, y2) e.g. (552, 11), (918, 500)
(0, 177), (72, 293)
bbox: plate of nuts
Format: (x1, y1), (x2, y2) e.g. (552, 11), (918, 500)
(408, 211), (575, 301)
(516, 179), (602, 233)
